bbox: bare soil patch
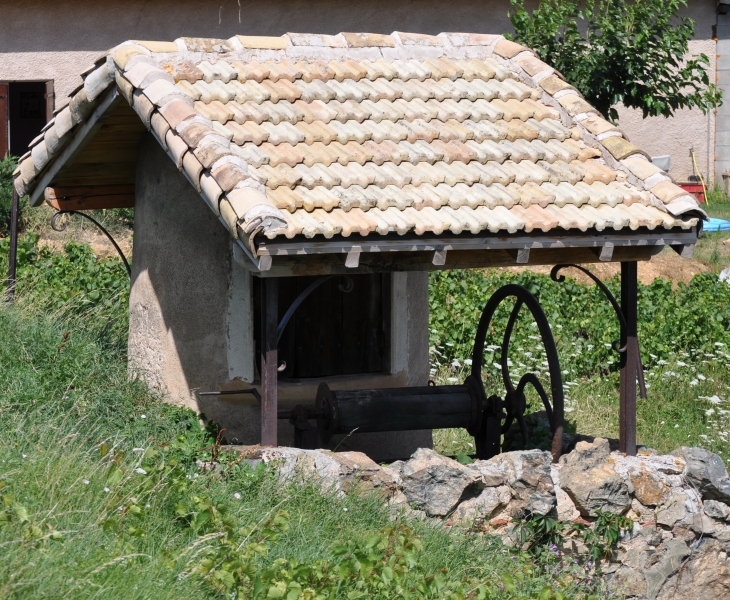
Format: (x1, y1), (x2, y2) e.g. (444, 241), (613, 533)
(504, 248), (711, 286)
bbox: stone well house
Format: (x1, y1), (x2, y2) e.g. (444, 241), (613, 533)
(0, 0), (726, 183)
(13, 30), (703, 459)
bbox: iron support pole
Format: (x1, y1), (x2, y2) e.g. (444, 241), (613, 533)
(619, 261), (638, 456)
(260, 277), (279, 447)
(5, 187), (19, 304)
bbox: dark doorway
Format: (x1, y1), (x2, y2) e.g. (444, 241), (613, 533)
(8, 81), (53, 157)
(0, 81), (54, 158)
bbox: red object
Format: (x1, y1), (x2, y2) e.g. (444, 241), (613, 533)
(678, 182), (706, 203)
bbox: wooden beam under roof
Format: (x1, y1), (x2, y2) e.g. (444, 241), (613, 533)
(45, 185), (135, 210)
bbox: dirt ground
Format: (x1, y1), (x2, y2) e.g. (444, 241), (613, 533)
(39, 229), (133, 260)
(505, 248), (713, 286)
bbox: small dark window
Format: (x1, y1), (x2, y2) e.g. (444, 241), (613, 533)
(253, 274), (389, 379)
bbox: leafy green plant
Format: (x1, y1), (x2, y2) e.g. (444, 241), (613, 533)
(572, 511), (634, 562)
(0, 154), (19, 236)
(508, 0), (722, 122)
(429, 269), (730, 382)
(512, 513), (565, 556)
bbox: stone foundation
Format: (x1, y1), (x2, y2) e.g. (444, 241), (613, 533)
(243, 439), (730, 598)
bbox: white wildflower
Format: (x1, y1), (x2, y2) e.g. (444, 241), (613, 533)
(690, 380), (699, 386)
(447, 377), (459, 383)
(140, 415), (147, 419)
(104, 487), (110, 493)
(135, 468), (147, 475)
(343, 507), (348, 512)
(83, 479), (90, 485)
(464, 359), (472, 366)
(706, 409), (716, 416)
(697, 374), (706, 381)
(233, 493), (241, 500)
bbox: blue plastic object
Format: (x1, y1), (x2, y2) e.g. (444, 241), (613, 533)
(705, 217), (730, 232)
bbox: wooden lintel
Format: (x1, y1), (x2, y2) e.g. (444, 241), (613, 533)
(45, 185), (135, 210)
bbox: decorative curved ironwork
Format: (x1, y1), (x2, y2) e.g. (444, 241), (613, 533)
(471, 284), (565, 462)
(551, 264), (626, 353)
(550, 264), (646, 398)
(51, 210), (131, 277)
(276, 274), (354, 343)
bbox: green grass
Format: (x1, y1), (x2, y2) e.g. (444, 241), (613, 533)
(0, 287), (599, 598)
(695, 185), (730, 272)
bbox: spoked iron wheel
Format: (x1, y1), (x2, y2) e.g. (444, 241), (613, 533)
(470, 284), (565, 462)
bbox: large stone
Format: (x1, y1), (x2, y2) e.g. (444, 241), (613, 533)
(399, 448), (484, 517)
(484, 450), (555, 516)
(466, 460), (505, 487)
(560, 440), (630, 517)
(452, 485), (511, 523)
(260, 448), (398, 497)
(610, 565), (648, 598)
(657, 493), (691, 528)
(655, 538), (730, 600)
(673, 447), (730, 504)
(551, 464), (580, 522)
(644, 539), (691, 599)
(704, 499), (730, 522)
(631, 466), (670, 507)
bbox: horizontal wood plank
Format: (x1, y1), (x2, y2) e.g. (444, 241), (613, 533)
(45, 184), (135, 210)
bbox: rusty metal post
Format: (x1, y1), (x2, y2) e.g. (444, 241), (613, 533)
(260, 277), (278, 447)
(5, 186), (19, 304)
(619, 261), (637, 456)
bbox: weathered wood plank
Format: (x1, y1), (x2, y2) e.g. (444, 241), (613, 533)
(45, 185), (135, 210)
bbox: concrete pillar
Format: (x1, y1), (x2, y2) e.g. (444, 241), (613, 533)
(717, 13), (730, 184)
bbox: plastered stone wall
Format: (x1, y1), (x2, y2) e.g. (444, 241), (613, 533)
(130, 134), (430, 460)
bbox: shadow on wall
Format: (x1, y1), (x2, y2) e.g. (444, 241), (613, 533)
(129, 134), (235, 420)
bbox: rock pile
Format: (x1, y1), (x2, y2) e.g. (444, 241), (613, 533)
(250, 440), (730, 599)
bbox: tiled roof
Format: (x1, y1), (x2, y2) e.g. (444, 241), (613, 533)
(14, 32), (703, 256)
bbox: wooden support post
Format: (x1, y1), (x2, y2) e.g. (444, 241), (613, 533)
(619, 261), (637, 456)
(260, 277), (279, 447)
(5, 187), (19, 304)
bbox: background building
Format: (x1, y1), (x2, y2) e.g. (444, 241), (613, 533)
(0, 0), (724, 184)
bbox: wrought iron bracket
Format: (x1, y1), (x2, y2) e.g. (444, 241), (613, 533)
(51, 210), (131, 277)
(276, 274), (353, 343)
(550, 264), (646, 398)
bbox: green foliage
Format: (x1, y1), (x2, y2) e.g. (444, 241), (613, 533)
(0, 154), (18, 236)
(0, 234), (129, 352)
(508, 0), (722, 121)
(514, 510), (633, 566)
(512, 513), (565, 556)
(0, 290), (603, 599)
(429, 269), (730, 381)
